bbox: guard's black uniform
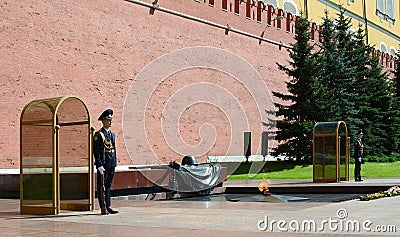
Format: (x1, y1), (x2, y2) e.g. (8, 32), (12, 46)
(354, 135), (364, 182)
(94, 127), (117, 188)
(94, 109), (118, 214)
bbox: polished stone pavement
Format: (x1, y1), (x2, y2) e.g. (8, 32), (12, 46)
(1, 179), (399, 236)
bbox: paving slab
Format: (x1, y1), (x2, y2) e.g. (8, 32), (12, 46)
(1, 178), (399, 236)
(1, 188), (399, 236)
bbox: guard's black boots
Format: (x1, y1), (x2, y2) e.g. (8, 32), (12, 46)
(105, 189), (119, 214)
(107, 207), (119, 214)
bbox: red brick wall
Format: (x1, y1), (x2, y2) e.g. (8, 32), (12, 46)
(1, 0), (297, 168)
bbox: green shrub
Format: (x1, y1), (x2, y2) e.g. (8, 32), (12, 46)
(364, 154), (400, 162)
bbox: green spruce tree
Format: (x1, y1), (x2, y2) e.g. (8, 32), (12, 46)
(351, 24), (394, 157)
(350, 26), (370, 151)
(334, 7), (362, 132)
(271, 15), (322, 163)
(319, 8), (393, 158)
(316, 10), (342, 121)
(388, 48), (400, 155)
(317, 9), (359, 131)
(357, 54), (392, 157)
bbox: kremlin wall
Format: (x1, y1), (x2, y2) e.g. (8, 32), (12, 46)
(0, 0), (396, 170)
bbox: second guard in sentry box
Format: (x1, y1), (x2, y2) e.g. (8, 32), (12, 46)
(354, 129), (364, 182)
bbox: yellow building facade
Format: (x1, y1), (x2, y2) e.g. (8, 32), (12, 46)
(264, 0), (399, 57)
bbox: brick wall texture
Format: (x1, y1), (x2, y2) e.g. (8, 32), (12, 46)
(0, 0), (299, 168)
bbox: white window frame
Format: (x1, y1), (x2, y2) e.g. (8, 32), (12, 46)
(389, 46), (397, 56)
(376, 0), (395, 25)
(380, 42), (388, 53)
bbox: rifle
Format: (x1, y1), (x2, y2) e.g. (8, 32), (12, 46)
(100, 173), (108, 215)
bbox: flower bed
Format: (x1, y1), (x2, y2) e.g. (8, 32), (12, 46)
(359, 186), (400, 201)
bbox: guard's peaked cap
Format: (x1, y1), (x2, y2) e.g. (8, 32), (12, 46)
(98, 109), (113, 121)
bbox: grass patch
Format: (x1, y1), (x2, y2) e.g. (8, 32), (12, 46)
(227, 161), (400, 180)
(360, 162), (400, 178)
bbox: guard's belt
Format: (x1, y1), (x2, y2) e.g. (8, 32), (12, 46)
(104, 149), (115, 153)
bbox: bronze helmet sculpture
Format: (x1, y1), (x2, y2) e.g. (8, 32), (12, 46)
(181, 155), (198, 166)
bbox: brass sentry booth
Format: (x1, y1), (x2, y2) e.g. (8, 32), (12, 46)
(20, 95), (94, 214)
(313, 121), (350, 183)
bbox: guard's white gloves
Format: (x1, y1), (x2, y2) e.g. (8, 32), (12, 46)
(358, 158), (362, 163)
(98, 166), (105, 175)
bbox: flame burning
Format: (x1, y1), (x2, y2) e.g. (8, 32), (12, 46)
(258, 178), (271, 195)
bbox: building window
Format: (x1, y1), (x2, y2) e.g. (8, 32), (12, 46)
(389, 47), (397, 56)
(264, 0), (278, 8)
(283, 0), (297, 15)
(386, 0), (394, 18)
(380, 42), (388, 66)
(376, 0), (395, 24)
(377, 0), (384, 12)
(209, 0), (214, 6)
(380, 42), (388, 53)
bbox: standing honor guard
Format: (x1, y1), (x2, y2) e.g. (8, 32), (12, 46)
(354, 129), (364, 182)
(93, 109), (119, 214)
